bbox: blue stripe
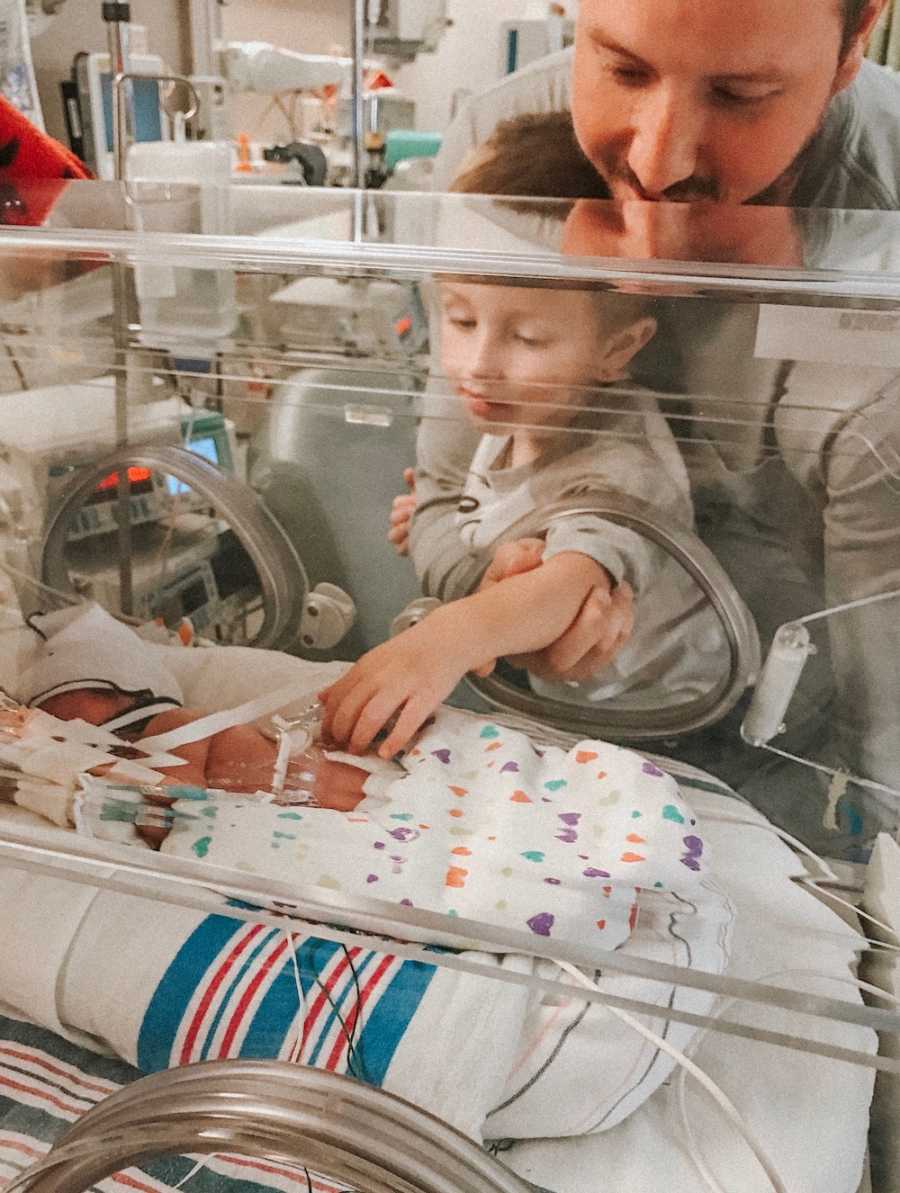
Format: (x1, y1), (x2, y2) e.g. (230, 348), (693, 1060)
(353, 959), (436, 1086)
(198, 928), (281, 1062)
(136, 915), (246, 1072)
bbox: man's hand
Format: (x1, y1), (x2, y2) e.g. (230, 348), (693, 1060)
(508, 581), (635, 682)
(387, 467), (417, 556)
(477, 537), (635, 682)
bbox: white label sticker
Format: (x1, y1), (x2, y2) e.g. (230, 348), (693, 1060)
(755, 305), (900, 368)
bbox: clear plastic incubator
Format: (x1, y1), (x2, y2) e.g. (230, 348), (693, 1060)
(0, 181), (897, 1193)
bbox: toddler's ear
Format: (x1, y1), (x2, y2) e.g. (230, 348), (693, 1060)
(596, 317), (657, 382)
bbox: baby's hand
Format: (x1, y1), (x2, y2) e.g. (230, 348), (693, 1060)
(319, 611), (477, 758)
(387, 467), (416, 556)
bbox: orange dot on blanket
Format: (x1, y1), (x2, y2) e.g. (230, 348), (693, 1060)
(621, 852), (645, 862)
(449, 785), (468, 797)
(449, 808), (464, 818)
(445, 866), (468, 888)
(626, 833), (646, 844)
(596, 919), (606, 930)
(576, 750), (598, 763)
(485, 741), (503, 752)
(510, 790), (532, 803)
(451, 846), (472, 856)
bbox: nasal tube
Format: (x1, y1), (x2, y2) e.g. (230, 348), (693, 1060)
(741, 622), (815, 747)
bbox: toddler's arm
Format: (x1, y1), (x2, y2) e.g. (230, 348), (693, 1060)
(321, 551), (611, 757)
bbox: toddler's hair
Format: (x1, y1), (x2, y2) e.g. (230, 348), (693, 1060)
(448, 111), (654, 339)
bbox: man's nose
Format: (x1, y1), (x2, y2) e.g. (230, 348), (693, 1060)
(626, 85), (705, 199)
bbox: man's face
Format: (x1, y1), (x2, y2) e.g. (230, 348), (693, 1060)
(571, 0), (857, 204)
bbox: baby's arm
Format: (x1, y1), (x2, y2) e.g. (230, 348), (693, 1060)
(321, 551), (610, 757)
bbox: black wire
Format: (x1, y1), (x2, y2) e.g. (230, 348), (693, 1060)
(310, 946), (366, 1083)
(303, 1165), (313, 1193)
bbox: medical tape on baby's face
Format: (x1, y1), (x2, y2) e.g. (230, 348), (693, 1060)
(137, 679), (324, 753)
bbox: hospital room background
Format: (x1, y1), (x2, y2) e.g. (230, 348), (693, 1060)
(0, 1), (898, 1190)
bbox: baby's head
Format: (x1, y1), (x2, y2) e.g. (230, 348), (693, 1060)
(19, 603), (184, 729)
(441, 112), (656, 433)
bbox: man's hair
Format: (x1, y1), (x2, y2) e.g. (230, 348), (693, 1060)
(840, 0), (870, 55)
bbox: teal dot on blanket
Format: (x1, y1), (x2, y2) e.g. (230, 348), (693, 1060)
(479, 725), (500, 739)
(273, 831), (296, 840)
(631, 810), (642, 818)
(544, 779), (567, 791)
(662, 804), (685, 824)
(390, 813), (414, 821)
(192, 837), (211, 858)
(654, 881), (664, 888)
(202, 807), (217, 818)
(278, 812), (303, 821)
(521, 850), (545, 863)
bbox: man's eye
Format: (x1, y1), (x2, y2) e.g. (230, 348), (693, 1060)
(711, 86), (779, 107)
(514, 333), (548, 347)
(611, 66), (650, 86)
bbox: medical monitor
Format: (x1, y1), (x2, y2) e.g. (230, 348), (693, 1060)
(74, 51), (168, 180)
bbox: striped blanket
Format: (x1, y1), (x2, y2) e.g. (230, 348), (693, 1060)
(0, 1008), (352, 1192)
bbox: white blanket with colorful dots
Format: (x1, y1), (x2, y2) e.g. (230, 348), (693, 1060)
(161, 708), (709, 954)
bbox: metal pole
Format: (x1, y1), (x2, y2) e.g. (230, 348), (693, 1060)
(350, 0), (366, 190)
(103, 1), (135, 615)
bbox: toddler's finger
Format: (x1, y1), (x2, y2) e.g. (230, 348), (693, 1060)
(349, 686), (407, 755)
(379, 690), (433, 758)
(403, 466), (416, 491)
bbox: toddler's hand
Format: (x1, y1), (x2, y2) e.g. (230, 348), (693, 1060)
(319, 611), (477, 758)
(478, 537), (545, 590)
(387, 467), (416, 556)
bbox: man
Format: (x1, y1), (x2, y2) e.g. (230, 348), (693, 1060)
(402, 0), (900, 858)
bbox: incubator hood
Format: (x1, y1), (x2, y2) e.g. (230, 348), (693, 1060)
(0, 183), (897, 1193)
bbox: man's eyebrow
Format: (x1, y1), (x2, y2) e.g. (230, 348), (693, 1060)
(588, 32), (650, 67)
(588, 30), (790, 83)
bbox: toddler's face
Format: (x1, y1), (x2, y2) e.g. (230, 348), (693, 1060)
(439, 283), (607, 431)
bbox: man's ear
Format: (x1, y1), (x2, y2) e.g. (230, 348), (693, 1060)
(597, 317), (657, 381)
(833, 0), (886, 95)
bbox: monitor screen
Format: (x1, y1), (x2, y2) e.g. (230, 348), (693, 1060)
(100, 72), (164, 152)
(166, 436), (221, 497)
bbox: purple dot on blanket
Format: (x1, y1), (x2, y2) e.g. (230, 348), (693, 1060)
(400, 898), (414, 907)
(544, 877), (562, 885)
(681, 857), (701, 871)
(500, 761), (520, 774)
(527, 912), (554, 937)
(642, 761), (665, 778)
(556, 830), (577, 844)
(373, 841), (385, 850)
(558, 812), (581, 826)
(388, 827), (418, 842)
(367, 874), (379, 883)
(432, 749), (452, 764)
(583, 867), (611, 879)
(683, 835), (703, 853)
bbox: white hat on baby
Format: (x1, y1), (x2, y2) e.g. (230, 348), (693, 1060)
(19, 602), (184, 709)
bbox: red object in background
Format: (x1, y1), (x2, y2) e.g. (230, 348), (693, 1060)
(0, 94), (91, 226)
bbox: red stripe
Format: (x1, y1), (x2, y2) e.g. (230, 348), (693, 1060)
(0, 1073), (85, 1117)
(325, 954), (394, 1071)
(110, 1171), (169, 1193)
(180, 924), (266, 1064)
(0, 1137), (44, 1159)
(218, 937), (290, 1058)
(300, 948), (361, 1059)
(0, 1045), (114, 1096)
